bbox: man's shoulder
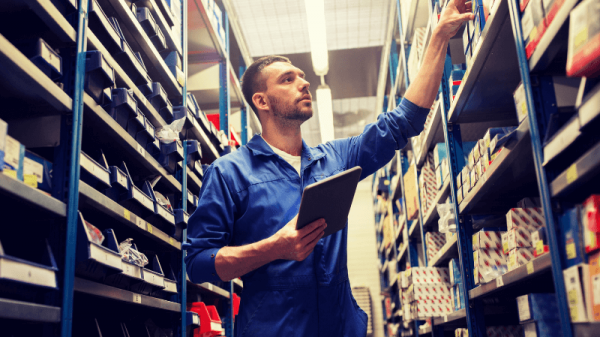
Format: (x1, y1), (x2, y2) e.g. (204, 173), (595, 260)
(210, 146), (253, 173)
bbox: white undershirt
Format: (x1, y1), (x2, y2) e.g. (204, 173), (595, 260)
(262, 136), (301, 176)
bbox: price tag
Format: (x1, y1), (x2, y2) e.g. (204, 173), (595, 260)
(23, 174), (38, 188)
(566, 164), (578, 184)
(136, 143), (145, 157)
(503, 241), (509, 255)
(4, 169), (17, 179)
(208, 283), (214, 291)
(169, 237), (174, 245)
(568, 289), (579, 321)
(147, 224), (153, 234)
(444, 315), (448, 322)
(536, 240), (545, 256)
(526, 261), (534, 275)
(566, 242), (577, 259)
(133, 293), (142, 304)
(496, 276), (504, 288)
(124, 209), (131, 221)
(136, 217), (145, 229)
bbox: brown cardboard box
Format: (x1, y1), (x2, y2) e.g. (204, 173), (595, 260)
(589, 252), (600, 321)
(404, 163), (419, 220)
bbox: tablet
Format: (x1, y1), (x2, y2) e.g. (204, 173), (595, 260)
(296, 166), (362, 237)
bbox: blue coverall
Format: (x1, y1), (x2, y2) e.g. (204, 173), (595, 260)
(185, 98), (429, 336)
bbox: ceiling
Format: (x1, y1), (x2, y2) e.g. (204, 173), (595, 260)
(230, 0), (391, 146)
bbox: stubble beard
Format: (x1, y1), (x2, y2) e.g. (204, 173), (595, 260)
(268, 94), (313, 128)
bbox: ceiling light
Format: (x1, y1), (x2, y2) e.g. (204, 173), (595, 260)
(317, 85), (334, 143)
(304, 0), (329, 76)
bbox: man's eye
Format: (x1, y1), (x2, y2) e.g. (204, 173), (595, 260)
(285, 77), (292, 82)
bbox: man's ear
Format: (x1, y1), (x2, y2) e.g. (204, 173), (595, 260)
(253, 93), (268, 112)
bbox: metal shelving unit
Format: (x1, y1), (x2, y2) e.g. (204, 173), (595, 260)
(0, 0), (249, 335)
(373, 0), (596, 335)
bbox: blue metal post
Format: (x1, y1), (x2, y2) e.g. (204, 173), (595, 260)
(60, 1), (89, 337)
(219, 13), (230, 140)
(239, 63), (248, 146)
(395, 0), (411, 89)
(507, 1), (572, 336)
(389, 38), (398, 87)
(181, 1), (189, 335)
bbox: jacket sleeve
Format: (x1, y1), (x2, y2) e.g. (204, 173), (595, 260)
(184, 165), (236, 284)
(330, 98), (430, 179)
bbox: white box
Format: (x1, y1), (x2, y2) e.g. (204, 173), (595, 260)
(563, 264), (593, 322)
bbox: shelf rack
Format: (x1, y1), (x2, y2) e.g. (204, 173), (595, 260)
(0, 0), (248, 336)
(373, 0), (593, 335)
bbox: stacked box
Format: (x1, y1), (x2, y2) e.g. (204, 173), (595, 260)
(426, 232), (447, 262)
(474, 247), (506, 284)
(590, 251), (600, 321)
(504, 224), (537, 251)
(449, 258), (462, 286)
(566, 0), (600, 77)
(433, 143), (447, 169)
(582, 195), (600, 253)
(420, 164), (437, 214)
(517, 293), (560, 322)
(522, 321), (562, 337)
(508, 247), (535, 271)
(473, 229), (504, 251)
(3, 135), (25, 181)
(559, 206), (586, 267)
(408, 267), (451, 284)
(531, 226), (549, 257)
(506, 208), (545, 230)
(563, 264), (592, 322)
(522, 0), (547, 59)
(452, 284), (465, 311)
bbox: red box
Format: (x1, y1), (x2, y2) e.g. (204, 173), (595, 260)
(583, 195), (600, 253)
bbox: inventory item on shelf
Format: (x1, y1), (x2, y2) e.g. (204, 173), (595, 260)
(566, 0), (600, 77)
(13, 38), (62, 81)
(3, 135), (25, 181)
(119, 238), (148, 267)
(84, 50), (115, 103)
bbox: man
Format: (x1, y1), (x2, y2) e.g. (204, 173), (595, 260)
(186, 1), (473, 336)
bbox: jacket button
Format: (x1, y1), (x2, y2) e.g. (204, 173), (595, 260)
(308, 157), (312, 161)
(211, 254), (215, 258)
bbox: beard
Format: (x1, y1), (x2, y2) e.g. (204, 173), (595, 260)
(268, 94), (313, 125)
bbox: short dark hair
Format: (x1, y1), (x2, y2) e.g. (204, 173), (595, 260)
(241, 55), (291, 116)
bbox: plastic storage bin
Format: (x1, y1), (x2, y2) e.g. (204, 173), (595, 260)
(119, 164), (156, 214)
(80, 150), (111, 189)
(13, 38), (62, 80)
(108, 88), (138, 129)
(188, 302), (223, 337)
(160, 98), (174, 122)
(89, 0), (123, 53)
(84, 51), (115, 103)
(131, 254), (165, 295)
(104, 163), (129, 202)
(114, 39), (151, 86)
(145, 82), (169, 113)
(186, 140), (202, 170)
(127, 108), (146, 139)
(136, 7), (167, 52)
(75, 212), (123, 281)
(158, 140), (184, 174)
(164, 50), (184, 86)
(0, 239), (58, 289)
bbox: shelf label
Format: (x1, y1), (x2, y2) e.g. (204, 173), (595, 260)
(136, 143), (145, 157)
(566, 242), (577, 259)
(136, 217), (145, 230)
(208, 283), (214, 291)
(527, 261), (534, 275)
(568, 289), (579, 321)
(169, 237), (174, 245)
(23, 174), (38, 188)
(444, 315), (448, 322)
(147, 224), (153, 234)
(566, 164), (578, 184)
(536, 240), (544, 256)
(4, 169), (17, 179)
(133, 293), (142, 304)
(124, 209), (131, 221)
(496, 276), (504, 288)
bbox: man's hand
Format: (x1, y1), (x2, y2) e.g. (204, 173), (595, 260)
(271, 215), (327, 261)
(437, 0), (475, 40)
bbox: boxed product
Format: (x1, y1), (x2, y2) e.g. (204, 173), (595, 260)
(470, 168), (478, 189)
(522, 321), (562, 337)
(589, 251), (600, 321)
(542, 0), (566, 25)
(508, 247), (535, 271)
(456, 185), (464, 204)
(449, 258), (462, 286)
(23, 151), (53, 192)
(513, 83), (529, 123)
(453, 284), (465, 311)
(563, 263), (593, 322)
(505, 225), (536, 251)
(426, 232), (447, 261)
(409, 284), (452, 302)
(582, 195), (600, 253)
(473, 229), (504, 251)
(433, 143), (447, 168)
(566, 0), (600, 77)
(461, 165), (470, 187)
(483, 127), (516, 150)
(516, 293), (560, 322)
(404, 164), (419, 220)
(521, 0), (547, 58)
(506, 208), (545, 231)
(409, 267), (450, 284)
(456, 171), (463, 189)
(474, 247), (507, 283)
(3, 135), (24, 181)
(531, 226), (549, 257)
(559, 206), (587, 267)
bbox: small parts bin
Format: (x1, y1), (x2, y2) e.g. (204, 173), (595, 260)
(136, 7), (167, 52)
(84, 51), (115, 103)
(89, 0), (122, 53)
(188, 302), (223, 337)
(13, 38), (62, 81)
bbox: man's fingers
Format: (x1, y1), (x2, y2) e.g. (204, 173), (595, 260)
(305, 230), (325, 250)
(301, 222), (327, 242)
(460, 12), (475, 22)
(298, 218), (325, 236)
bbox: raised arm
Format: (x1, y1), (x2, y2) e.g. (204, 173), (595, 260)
(404, 0), (474, 108)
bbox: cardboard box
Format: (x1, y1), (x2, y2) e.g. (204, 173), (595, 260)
(566, 0), (600, 77)
(474, 248), (507, 283)
(521, 0), (547, 58)
(449, 258), (462, 286)
(559, 206), (587, 267)
(589, 251), (600, 321)
(441, 158), (449, 182)
(506, 208), (545, 231)
(514, 82), (529, 123)
(531, 226), (549, 257)
(3, 135), (24, 181)
(473, 229), (504, 251)
(409, 267), (451, 285)
(461, 165), (470, 187)
(517, 293), (560, 322)
(508, 247), (535, 271)
(457, 184), (464, 204)
(522, 321), (563, 337)
(470, 168), (478, 189)
(506, 225), (536, 251)
(426, 232), (447, 261)
(582, 195), (600, 253)
(404, 163), (419, 220)
(456, 171), (462, 189)
(433, 143), (447, 169)
(563, 264), (593, 322)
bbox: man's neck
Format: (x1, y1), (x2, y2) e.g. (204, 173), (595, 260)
(261, 122), (303, 157)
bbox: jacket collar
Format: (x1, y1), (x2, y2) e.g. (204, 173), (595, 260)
(246, 134), (326, 162)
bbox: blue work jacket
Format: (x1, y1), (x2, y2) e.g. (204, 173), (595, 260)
(185, 98), (429, 336)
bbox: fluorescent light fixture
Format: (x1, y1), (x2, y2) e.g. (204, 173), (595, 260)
(317, 85), (334, 143)
(304, 0), (329, 76)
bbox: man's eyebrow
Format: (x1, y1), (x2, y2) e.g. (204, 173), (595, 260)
(277, 70), (295, 80)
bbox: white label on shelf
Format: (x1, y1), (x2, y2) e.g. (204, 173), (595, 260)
(117, 171), (128, 187)
(89, 244), (122, 270)
(163, 279), (178, 293)
(211, 322), (222, 332)
(192, 314), (199, 325)
(121, 262), (142, 279)
(517, 295), (531, 321)
(496, 276), (504, 288)
(132, 188), (154, 211)
(80, 154), (110, 185)
(133, 293), (142, 304)
(208, 283), (214, 291)
(136, 216), (146, 230)
(0, 257), (57, 288)
(136, 143), (145, 157)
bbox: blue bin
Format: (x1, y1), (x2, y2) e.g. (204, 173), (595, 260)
(84, 51), (115, 103)
(164, 50), (184, 87)
(89, 0), (122, 53)
(109, 88), (137, 129)
(127, 108), (145, 139)
(160, 98), (174, 123)
(186, 140), (201, 170)
(14, 38), (62, 80)
(147, 83), (168, 112)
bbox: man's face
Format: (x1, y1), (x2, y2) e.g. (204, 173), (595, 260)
(262, 62), (312, 123)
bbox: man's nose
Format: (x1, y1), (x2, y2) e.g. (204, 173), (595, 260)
(299, 77), (310, 91)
